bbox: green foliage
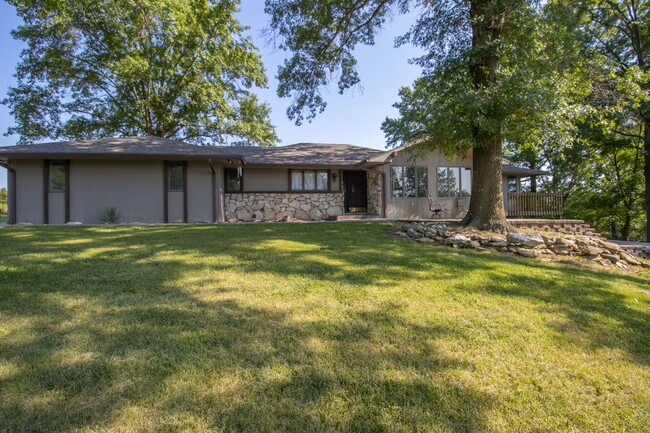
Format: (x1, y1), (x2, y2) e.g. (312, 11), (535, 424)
(4, 0), (278, 146)
(503, 0), (649, 240)
(100, 206), (123, 224)
(383, 2), (589, 157)
(0, 187), (7, 215)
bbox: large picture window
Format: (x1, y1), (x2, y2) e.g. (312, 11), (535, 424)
(290, 169), (329, 191)
(49, 161), (67, 192)
(391, 166), (428, 198)
(225, 167), (243, 192)
(437, 167), (471, 198)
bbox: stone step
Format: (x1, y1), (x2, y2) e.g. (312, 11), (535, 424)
(336, 214), (381, 220)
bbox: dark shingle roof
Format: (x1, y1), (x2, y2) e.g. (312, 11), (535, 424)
(230, 142), (384, 166)
(0, 137), (385, 167)
(0, 136), (241, 160)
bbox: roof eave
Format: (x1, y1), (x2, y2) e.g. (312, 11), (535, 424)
(0, 153), (245, 164)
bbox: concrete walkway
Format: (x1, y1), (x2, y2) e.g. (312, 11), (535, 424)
(609, 240), (650, 246)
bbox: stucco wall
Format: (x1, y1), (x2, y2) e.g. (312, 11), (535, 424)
(241, 167), (341, 192)
(70, 159), (165, 223)
(48, 193), (66, 224)
(242, 167), (288, 192)
(186, 161), (213, 222)
(382, 148), (472, 219)
(11, 159), (44, 224)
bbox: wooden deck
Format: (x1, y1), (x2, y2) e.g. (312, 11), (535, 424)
(506, 192), (563, 217)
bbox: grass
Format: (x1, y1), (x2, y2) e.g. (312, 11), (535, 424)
(0, 215), (6, 223)
(0, 222), (649, 433)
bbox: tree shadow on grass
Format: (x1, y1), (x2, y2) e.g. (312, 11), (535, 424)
(0, 225), (493, 432)
(0, 223), (648, 431)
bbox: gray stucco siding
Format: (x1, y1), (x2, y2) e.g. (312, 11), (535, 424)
(241, 167), (341, 193)
(12, 159), (45, 224)
(70, 159), (165, 224)
(241, 167), (288, 192)
(186, 161), (213, 222)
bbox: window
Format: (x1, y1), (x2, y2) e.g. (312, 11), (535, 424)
(460, 167), (472, 197)
(507, 176), (517, 193)
(290, 169), (329, 191)
(437, 167), (471, 198)
(49, 161), (67, 192)
(225, 167), (243, 192)
(391, 166), (428, 198)
(168, 162), (184, 192)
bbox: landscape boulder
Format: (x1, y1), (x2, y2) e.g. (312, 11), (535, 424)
(507, 232), (546, 248)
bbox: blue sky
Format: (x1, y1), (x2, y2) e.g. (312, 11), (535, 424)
(0, 1), (424, 189)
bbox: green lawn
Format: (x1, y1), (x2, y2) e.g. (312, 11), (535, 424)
(1, 223), (649, 432)
(0, 215), (7, 223)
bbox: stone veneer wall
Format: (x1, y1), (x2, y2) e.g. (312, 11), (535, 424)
(225, 192), (344, 222)
(367, 171), (383, 216)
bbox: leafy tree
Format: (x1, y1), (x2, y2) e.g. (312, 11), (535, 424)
(0, 187), (7, 215)
(265, 0), (576, 231)
(575, 0), (649, 239)
(4, 0), (278, 146)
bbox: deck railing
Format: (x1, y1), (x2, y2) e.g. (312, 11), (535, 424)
(507, 192), (563, 217)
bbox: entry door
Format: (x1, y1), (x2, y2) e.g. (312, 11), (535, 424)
(343, 170), (368, 213)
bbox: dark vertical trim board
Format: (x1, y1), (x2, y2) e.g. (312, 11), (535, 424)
(43, 160), (50, 224)
(208, 160), (217, 223)
(64, 160), (70, 223)
(8, 167), (16, 225)
(182, 161), (188, 223)
(163, 161), (169, 223)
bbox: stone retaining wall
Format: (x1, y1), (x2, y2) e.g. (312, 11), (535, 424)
(619, 244), (650, 259)
(225, 192), (344, 222)
(509, 219), (602, 238)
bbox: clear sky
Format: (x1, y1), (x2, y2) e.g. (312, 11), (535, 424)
(0, 1), (424, 189)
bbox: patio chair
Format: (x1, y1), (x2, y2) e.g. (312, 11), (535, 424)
(457, 198), (470, 218)
(427, 195), (445, 218)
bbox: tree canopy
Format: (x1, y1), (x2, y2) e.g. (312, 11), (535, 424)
(4, 0), (278, 146)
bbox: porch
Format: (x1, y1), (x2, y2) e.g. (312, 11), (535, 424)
(502, 163), (562, 218)
(506, 192), (563, 217)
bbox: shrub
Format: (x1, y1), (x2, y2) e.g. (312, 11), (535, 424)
(100, 206), (123, 224)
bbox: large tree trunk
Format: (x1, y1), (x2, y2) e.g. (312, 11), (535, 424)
(460, 0), (510, 232)
(461, 133), (509, 232)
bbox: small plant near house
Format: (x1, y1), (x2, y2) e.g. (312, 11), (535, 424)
(100, 206), (123, 224)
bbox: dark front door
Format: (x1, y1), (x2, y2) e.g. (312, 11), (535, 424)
(343, 170), (367, 213)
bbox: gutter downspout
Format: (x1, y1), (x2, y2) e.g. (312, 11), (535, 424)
(208, 159), (225, 223)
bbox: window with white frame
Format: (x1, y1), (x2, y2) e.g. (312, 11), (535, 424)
(290, 169), (329, 191)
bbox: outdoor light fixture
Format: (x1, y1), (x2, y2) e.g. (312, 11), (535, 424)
(332, 173), (338, 181)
